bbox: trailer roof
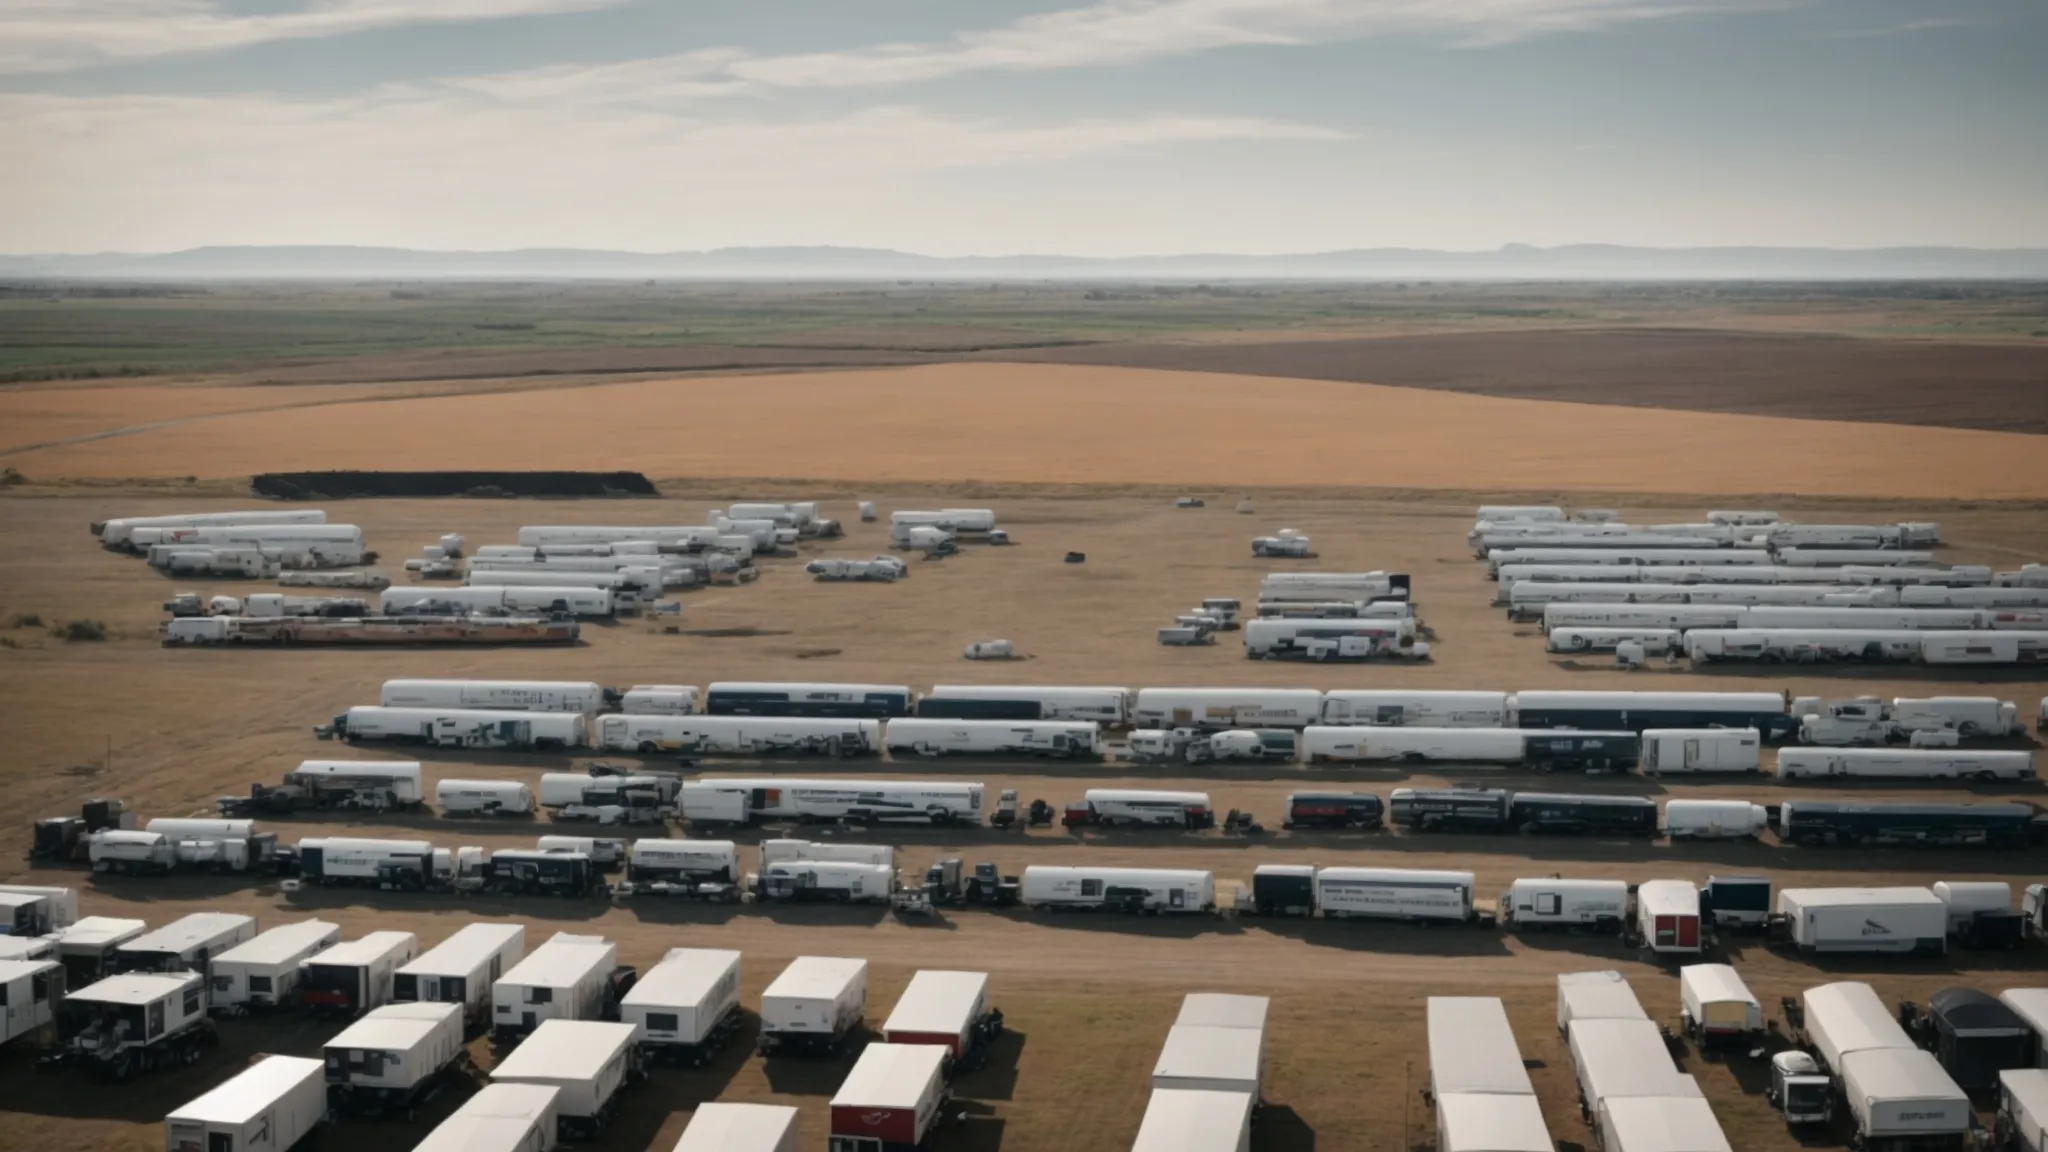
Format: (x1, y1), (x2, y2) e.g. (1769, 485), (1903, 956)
(71, 971), (199, 1005)
(0, 957), (59, 981)
(623, 948), (743, 1013)
(1437, 1093), (1552, 1152)
(1568, 1019), (1702, 1105)
(672, 1103), (800, 1152)
(1929, 988), (2028, 1037)
(326, 1001), (462, 1051)
(1428, 998), (1533, 1097)
(1130, 1088), (1255, 1152)
(1803, 982), (1911, 1062)
(1999, 989), (2048, 1039)
(214, 921), (339, 968)
(492, 1020), (637, 1082)
(55, 916), (145, 952)
(308, 931), (415, 968)
(1252, 864), (1316, 879)
(1084, 789), (1211, 805)
(830, 1042), (947, 1110)
(764, 956), (866, 1003)
(1781, 887), (1944, 910)
(1317, 867), (1476, 886)
(1153, 1025), (1262, 1087)
(1840, 1048), (1968, 1116)
(167, 1055), (323, 1126)
(119, 912), (253, 955)
(1636, 881), (1699, 918)
(416, 1084), (561, 1152)
(498, 933), (613, 988)
(2001, 1069), (2048, 1121)
(1559, 971), (1648, 1024)
(1599, 1096), (1733, 1152)
(1176, 993), (1269, 1032)
(883, 970), (989, 1038)
(1677, 965), (1756, 1010)
(0, 940), (54, 963)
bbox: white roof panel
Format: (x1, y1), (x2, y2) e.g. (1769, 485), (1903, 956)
(1559, 971), (1648, 1024)
(2001, 989), (2048, 1038)
(214, 921), (339, 967)
(1569, 1019), (1703, 1106)
(402, 923), (523, 978)
(499, 933), (612, 988)
(830, 1043), (946, 1111)
(308, 931), (414, 967)
(763, 956), (865, 1002)
(491, 1020), (636, 1082)
(1131, 1088), (1254, 1152)
(1678, 965), (1757, 1010)
(71, 972), (197, 1005)
(55, 917), (146, 952)
(1600, 1096), (1733, 1152)
(623, 948), (742, 1013)
(415, 1084), (561, 1152)
(1438, 1093), (1553, 1152)
(1781, 886), (1943, 910)
(1153, 1025), (1262, 1088)
(167, 1055), (323, 1126)
(326, 1001), (461, 1050)
(673, 1103), (800, 1152)
(120, 913), (253, 955)
(884, 970), (989, 1038)
(1429, 998), (1533, 1096)
(1804, 982), (1912, 1063)
(1175, 993), (1269, 1032)
(1841, 1048), (1969, 1112)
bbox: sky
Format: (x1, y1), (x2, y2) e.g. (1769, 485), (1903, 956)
(2, 0), (2044, 255)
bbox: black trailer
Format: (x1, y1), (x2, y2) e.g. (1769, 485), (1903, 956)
(1701, 875), (1772, 930)
(1927, 988), (2033, 1090)
(1520, 731), (1640, 774)
(705, 687), (911, 719)
(484, 851), (605, 897)
(1507, 792), (1658, 837)
(1250, 865), (1316, 917)
(915, 698), (1042, 721)
(1777, 801), (2038, 849)
(1388, 788), (1511, 833)
(1282, 792), (1383, 831)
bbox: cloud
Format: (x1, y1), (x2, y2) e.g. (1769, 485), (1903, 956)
(1821, 16), (1972, 39)
(0, 0), (631, 74)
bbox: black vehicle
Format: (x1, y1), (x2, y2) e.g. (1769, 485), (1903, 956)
(1520, 732), (1640, 774)
(1508, 792), (1658, 837)
(915, 697), (1042, 721)
(1512, 693), (1798, 742)
(1701, 875), (1772, 931)
(1282, 792), (1383, 831)
(1250, 864), (1316, 917)
(484, 850), (606, 897)
(1777, 800), (2038, 848)
(1388, 787), (1511, 833)
(705, 685), (911, 719)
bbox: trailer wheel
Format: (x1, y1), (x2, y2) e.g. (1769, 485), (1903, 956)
(1569, 634), (1588, 651)
(1978, 771), (2000, 783)
(639, 742), (658, 754)
(1959, 722), (1982, 738)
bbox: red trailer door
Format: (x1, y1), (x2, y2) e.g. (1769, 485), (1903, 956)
(1677, 913), (1700, 948)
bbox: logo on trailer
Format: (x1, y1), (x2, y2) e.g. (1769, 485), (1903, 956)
(861, 1111), (892, 1125)
(1860, 919), (1895, 936)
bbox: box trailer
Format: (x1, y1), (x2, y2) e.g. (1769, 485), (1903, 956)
(758, 861), (892, 904)
(884, 718), (1103, 759)
(828, 1042), (948, 1152)
(1640, 729), (1761, 774)
(2002, 1070), (2048, 1152)
(883, 970), (992, 1061)
(1777, 800), (2037, 848)
(1437, 1092), (1551, 1152)
(921, 685), (1129, 724)
(490, 1019), (639, 1141)
(164, 1054), (326, 1152)
(619, 948), (742, 1064)
(336, 706), (586, 750)
(620, 839), (742, 900)
(1805, 981), (1914, 1074)
(1131, 1087), (1254, 1152)
(492, 933), (618, 1043)
(114, 913), (257, 979)
(620, 685), (699, 715)
(676, 1103), (800, 1152)
(297, 837), (451, 889)
(1701, 876), (1771, 930)
(1509, 792), (1659, 837)
(1428, 996), (1534, 1096)
(1921, 630), (2048, 665)
(1783, 890), (1947, 955)
(1635, 880), (1703, 956)
(1778, 747), (2036, 782)
(382, 585), (615, 618)
(1388, 788), (1511, 833)
(1280, 792), (1383, 830)
(598, 714), (879, 756)
(379, 679), (607, 714)
(1302, 725), (1522, 764)
(136, 818), (281, 874)
(1314, 867), (1477, 923)
(1502, 879), (1630, 934)
(1678, 964), (1762, 1046)
(1019, 866), (1216, 914)
(438, 778), (537, 817)
(1595, 1095), (1732, 1152)
(1249, 865), (1316, 918)
(683, 778), (982, 825)
(1927, 988), (2032, 1090)
(1663, 800), (1769, 841)
(1132, 688), (1324, 730)
(760, 840), (896, 870)
(2001, 990), (2048, 1067)
(99, 509), (325, 548)
(1068, 788), (1212, 830)
(759, 956), (867, 1057)
(517, 524), (719, 550)
(50, 916), (145, 986)
(705, 682), (912, 719)
(0, 958), (62, 1047)
(1840, 1047), (1970, 1150)
(1557, 971), (1648, 1033)
(324, 1001), (468, 1114)
(1547, 626), (1684, 653)
(1508, 690), (1795, 741)
(1567, 1017), (1704, 1112)
(0, 884), (76, 936)
(209, 920), (341, 1010)
(1906, 586), (2048, 609)
(395, 922), (524, 1026)
(1317, 690), (1508, 727)
(1891, 696), (2023, 737)
(1154, 1023), (1263, 1097)
(299, 931), (416, 1017)
(1934, 881), (2012, 933)
(1542, 603), (1742, 633)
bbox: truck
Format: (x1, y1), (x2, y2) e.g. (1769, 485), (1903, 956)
(1317, 690), (1508, 727)
(1131, 688), (1324, 730)
(1663, 800), (1769, 841)
(379, 679), (609, 714)
(1388, 787), (1511, 833)
(1064, 789), (1213, 830)
(1019, 866), (1216, 914)
(164, 1054), (326, 1151)
(617, 839), (742, 900)
(1499, 879), (1630, 934)
(333, 706), (587, 751)
(113, 913), (257, 981)
(324, 1001), (469, 1116)
(53, 972), (216, 1078)
(1312, 867), (1477, 923)
(1777, 799), (2038, 847)
(596, 714), (879, 756)
(681, 779), (982, 826)
(207, 920), (341, 1011)
(1799, 695), (2023, 745)
(489, 1020), (642, 1141)
(1633, 880), (1702, 956)
(1778, 746), (2039, 782)
(827, 1042), (949, 1152)
(1777, 888), (1947, 954)
(1639, 728), (1761, 774)
(225, 759), (426, 815)
(884, 718), (1103, 759)
(1678, 964), (1762, 1048)
(492, 933), (621, 1045)
(299, 931), (417, 1017)
(394, 922), (525, 1028)
(759, 956), (867, 1057)
(617, 948), (742, 1065)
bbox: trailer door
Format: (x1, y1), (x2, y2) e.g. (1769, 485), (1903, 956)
(1685, 738), (1702, 768)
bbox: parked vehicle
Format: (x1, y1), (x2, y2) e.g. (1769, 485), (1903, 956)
(208, 920), (341, 1011)
(1639, 728), (1761, 774)
(324, 1001), (469, 1116)
(1280, 792), (1383, 830)
(673, 1103), (799, 1152)
(380, 679), (607, 714)
(0, 959), (63, 1049)
(884, 718), (1103, 759)
(597, 714), (879, 756)
(705, 682), (912, 719)
(1663, 800), (1769, 841)
(1778, 889), (1947, 954)
(164, 1054), (326, 1149)
(1508, 690), (1796, 741)
(758, 861), (893, 904)
(680, 779), (981, 826)
(54, 972), (216, 1078)
(882, 969), (999, 1066)
(1633, 880), (1702, 956)
(334, 707), (586, 751)
(1777, 800), (2038, 848)
(1388, 788), (1511, 833)
(618, 948), (743, 1066)
(1500, 879), (1629, 933)
(1508, 792), (1658, 837)
(489, 1019), (641, 1141)
(1318, 690), (1508, 728)
(112, 913), (257, 981)
(299, 931), (417, 1018)
(1302, 726), (1520, 765)
(1313, 867), (1477, 923)
(919, 685), (1129, 724)
(758, 956), (866, 1057)
(1019, 866), (1216, 914)
(617, 839), (741, 901)
(1776, 748), (2036, 782)
(394, 923), (525, 1028)
(438, 779), (537, 817)
(1132, 688), (1325, 730)
(491, 933), (620, 1044)
(1678, 964), (1762, 1047)
(1701, 876), (1772, 931)
(619, 685), (699, 715)
(1065, 789), (1212, 830)
(1997, 1069), (2048, 1152)
(827, 1042), (949, 1152)
(1556, 970), (1648, 1033)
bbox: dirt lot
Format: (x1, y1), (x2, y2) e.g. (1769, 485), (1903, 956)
(7, 364), (2048, 499)
(2, 487), (2046, 1152)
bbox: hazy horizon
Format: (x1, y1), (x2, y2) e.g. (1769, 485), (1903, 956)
(5, 0), (2046, 255)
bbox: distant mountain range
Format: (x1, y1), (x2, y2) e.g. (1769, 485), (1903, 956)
(3, 243), (2046, 280)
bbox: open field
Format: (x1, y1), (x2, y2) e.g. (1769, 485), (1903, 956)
(7, 363), (2048, 498)
(3, 487), (2046, 1152)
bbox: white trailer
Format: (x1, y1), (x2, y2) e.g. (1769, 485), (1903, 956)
(1476, 505), (1566, 523)
(1679, 964), (1762, 1045)
(114, 913), (257, 978)
(98, 509), (324, 547)
(884, 718), (1102, 759)
(537, 834), (626, 869)
(883, 969), (993, 1059)
(595, 714), (878, 756)
(1686, 628), (1926, 663)
(675, 1104), (798, 1152)
(619, 948), (742, 1062)
(1480, 532), (1725, 555)
(164, 1054), (326, 1152)
(1891, 696), (2022, 737)
(438, 779), (537, 817)
(759, 841), (896, 870)
(1154, 1023), (1263, 1096)
(518, 525), (719, 550)
(1314, 867), (1476, 923)
(828, 1043), (949, 1152)
(1076, 789), (1212, 828)
(1595, 1096), (1732, 1152)
(921, 685), (1130, 724)
(1921, 630), (2048, 664)
(1636, 880), (1703, 956)
(337, 706), (586, 750)
(619, 839), (742, 899)
(2000, 1070), (2048, 1152)
(1779, 890), (1947, 955)
(1501, 880), (1630, 934)
(1489, 547), (1771, 574)
(1779, 548), (1935, 567)
(298, 931), (416, 1017)
(1132, 688), (1324, 729)
(1437, 1093), (1550, 1152)
(1302, 725), (1522, 764)
(1641, 729), (1761, 774)
(296, 836), (447, 888)
(621, 685), (699, 715)
(1663, 800), (1768, 840)
(151, 546), (284, 579)
(758, 861), (892, 904)
(466, 568), (650, 599)
(395, 923), (525, 1026)
(1566, 1017), (1703, 1112)
(1840, 1048), (1970, 1148)
(0, 958), (61, 1047)
(280, 759), (425, 808)
(1557, 970), (1648, 1033)
(414, 1082), (561, 1152)
(1741, 605), (1983, 630)
(681, 778), (982, 825)
(1547, 626), (1683, 653)
(1132, 1088), (1254, 1152)
(1543, 604), (1744, 633)
(1904, 585), (2048, 608)
(380, 679), (607, 714)
(1775, 748), (2035, 782)
(381, 586), (615, 618)
(0, 884), (77, 934)
(208, 920), (341, 1009)
(1242, 617), (1420, 660)
(1763, 523), (1903, 548)
(1020, 866), (1215, 913)
(1318, 690), (1509, 727)
(1428, 996), (1533, 1097)
(1804, 981), (1915, 1072)
(49, 916), (145, 984)
(759, 956), (866, 1056)
(493, 933), (618, 1042)
(1933, 881), (2012, 933)
(490, 1019), (639, 1140)
(325, 1001), (468, 1114)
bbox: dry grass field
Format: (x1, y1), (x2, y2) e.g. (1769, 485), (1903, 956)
(3, 484), (2046, 1152)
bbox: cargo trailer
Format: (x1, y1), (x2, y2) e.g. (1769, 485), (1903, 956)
(1131, 688), (1324, 730)
(618, 684), (700, 715)
(1132, 1087), (1254, 1152)
(827, 1042), (948, 1152)
(2001, 990), (2048, 1066)
(1502, 880), (1629, 934)
(1437, 1092), (1550, 1152)
(1507, 690), (1795, 741)
(395, 922), (524, 1026)
(1508, 792), (1658, 836)
(0, 884), (76, 935)
(297, 836), (447, 889)
(760, 840), (896, 870)
(1803, 981), (1913, 1072)
(759, 956), (866, 1057)
(412, 1082), (563, 1152)
(1280, 792), (1383, 830)
(136, 818), (282, 873)
(517, 525), (720, 550)
(1775, 748), (2035, 783)
(598, 714), (879, 757)
(1678, 964), (1761, 1046)
(1520, 731), (1642, 773)
(208, 920), (341, 1010)
(164, 1054), (325, 1152)
(1317, 690), (1508, 727)
(50, 916), (144, 986)
(1546, 626), (1683, 653)
(438, 779), (536, 817)
(619, 948), (742, 1064)
(1566, 1017), (1704, 1112)
(0, 958), (62, 1047)
(1557, 971), (1648, 1033)
(490, 1019), (640, 1141)
(884, 718), (1102, 759)
(2000, 1069), (2048, 1152)
(1934, 881), (2013, 933)
(1019, 866), (1215, 914)
(920, 685), (1129, 724)
(1154, 1023), (1263, 1098)
(1839, 1047), (1970, 1150)
(1777, 800), (2037, 848)
(1066, 788), (1213, 830)
(335, 706), (586, 751)
(1701, 876), (1771, 930)
(1595, 1095), (1733, 1152)
(1663, 800), (1769, 841)
(1302, 725), (1522, 764)
(1242, 618), (1422, 661)
(1428, 996), (1534, 1096)
(620, 839), (741, 900)
(675, 1103), (798, 1152)
(1249, 865), (1316, 917)
(1488, 547), (1769, 574)
(1687, 626), (1937, 660)
(1388, 787), (1511, 833)
(114, 912), (257, 979)
(324, 1000), (467, 1114)
(1905, 586), (2048, 609)
(1635, 880), (1702, 955)
(98, 509), (325, 548)
(382, 585), (615, 618)
(681, 779), (981, 826)
(1314, 867), (1477, 923)
(882, 969), (993, 1061)
(1541, 604), (1741, 633)
(758, 861), (893, 904)
(484, 849), (605, 898)
(1640, 729), (1760, 775)
(705, 682), (912, 719)
(1920, 630), (2048, 665)
(492, 933), (618, 1043)
(1927, 988), (2032, 1090)
(379, 679), (607, 714)
(1780, 890), (1947, 954)
(299, 931), (415, 1017)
